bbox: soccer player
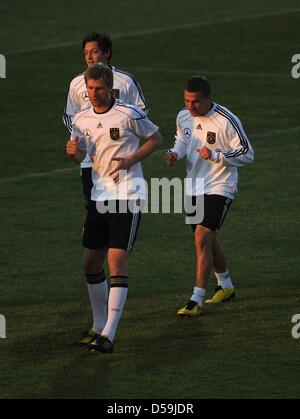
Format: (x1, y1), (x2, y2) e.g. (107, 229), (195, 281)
(63, 32), (148, 206)
(165, 76), (254, 316)
(63, 33), (148, 347)
(66, 64), (163, 352)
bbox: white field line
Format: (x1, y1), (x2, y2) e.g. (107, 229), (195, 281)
(130, 67), (290, 79)
(5, 7), (300, 56)
(252, 126), (300, 138)
(0, 167), (76, 184)
(20, 63), (289, 79)
(0, 126), (299, 184)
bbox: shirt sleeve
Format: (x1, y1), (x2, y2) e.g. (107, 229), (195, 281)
(127, 77), (149, 113)
(63, 82), (81, 133)
(168, 117), (188, 159)
(130, 114), (159, 139)
(213, 117), (254, 167)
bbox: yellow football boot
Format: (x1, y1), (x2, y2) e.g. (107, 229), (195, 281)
(205, 286), (235, 304)
(177, 300), (202, 317)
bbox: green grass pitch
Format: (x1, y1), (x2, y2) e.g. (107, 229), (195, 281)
(0, 0), (299, 399)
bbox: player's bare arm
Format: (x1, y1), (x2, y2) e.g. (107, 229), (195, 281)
(66, 137), (86, 164)
(109, 131), (163, 183)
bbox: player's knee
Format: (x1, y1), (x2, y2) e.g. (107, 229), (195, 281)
(108, 253), (128, 276)
(109, 262), (127, 277)
(83, 252), (102, 274)
(195, 226), (215, 249)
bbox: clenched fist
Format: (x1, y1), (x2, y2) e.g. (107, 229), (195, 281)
(66, 136), (79, 156)
(109, 156), (134, 183)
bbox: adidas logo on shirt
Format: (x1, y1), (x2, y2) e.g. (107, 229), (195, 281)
(97, 122), (103, 129)
(196, 124), (202, 130)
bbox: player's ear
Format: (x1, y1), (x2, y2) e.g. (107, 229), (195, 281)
(105, 50), (111, 60)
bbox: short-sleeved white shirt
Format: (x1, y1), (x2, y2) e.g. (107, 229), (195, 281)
(73, 100), (158, 201)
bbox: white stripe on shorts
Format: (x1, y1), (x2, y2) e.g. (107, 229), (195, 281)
(127, 211), (140, 253)
(217, 198), (232, 232)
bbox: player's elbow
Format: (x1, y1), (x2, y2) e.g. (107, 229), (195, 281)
(245, 147), (254, 165)
(154, 131), (164, 149)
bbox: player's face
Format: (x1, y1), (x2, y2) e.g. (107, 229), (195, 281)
(84, 41), (110, 68)
(184, 91), (212, 117)
(86, 78), (112, 109)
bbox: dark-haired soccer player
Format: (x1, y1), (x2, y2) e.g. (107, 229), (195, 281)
(63, 32), (148, 206)
(165, 76), (254, 316)
(66, 63), (163, 353)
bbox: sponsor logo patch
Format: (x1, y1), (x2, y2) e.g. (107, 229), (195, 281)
(184, 128), (192, 139)
(82, 91), (89, 102)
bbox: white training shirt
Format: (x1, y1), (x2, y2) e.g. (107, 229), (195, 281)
(63, 66), (148, 168)
(169, 103), (254, 199)
(73, 100), (158, 201)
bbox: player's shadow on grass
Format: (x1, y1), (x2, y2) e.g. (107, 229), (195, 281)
(3, 298), (236, 398)
(44, 306), (217, 398)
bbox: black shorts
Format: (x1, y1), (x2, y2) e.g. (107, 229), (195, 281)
(83, 200), (142, 253)
(189, 194), (232, 233)
(81, 167), (93, 208)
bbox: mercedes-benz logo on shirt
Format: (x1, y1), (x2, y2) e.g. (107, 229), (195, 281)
(184, 128), (192, 139)
(84, 129), (92, 140)
(82, 91), (89, 102)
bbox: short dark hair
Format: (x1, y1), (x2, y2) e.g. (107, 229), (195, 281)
(185, 76), (211, 97)
(82, 32), (113, 61)
(84, 63), (113, 89)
